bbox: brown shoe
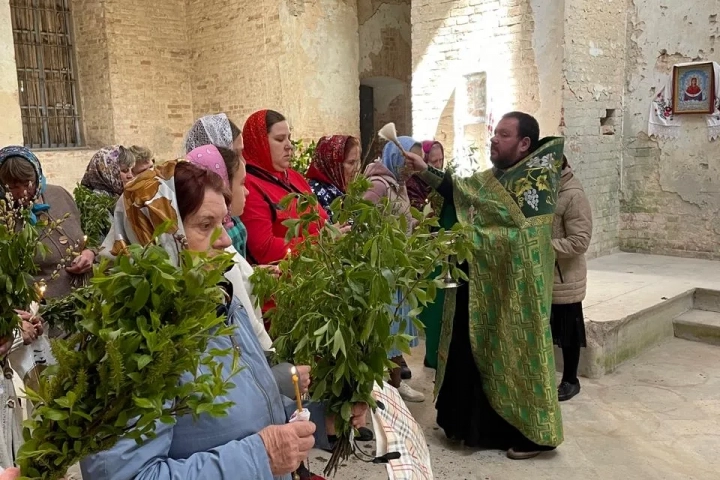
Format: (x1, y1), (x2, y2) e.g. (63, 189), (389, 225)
(507, 447), (542, 460)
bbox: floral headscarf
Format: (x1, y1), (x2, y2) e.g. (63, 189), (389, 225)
(381, 136), (420, 181)
(101, 161), (186, 266)
(184, 114), (234, 154)
(81, 146), (131, 197)
(0, 145), (50, 224)
(306, 135), (355, 193)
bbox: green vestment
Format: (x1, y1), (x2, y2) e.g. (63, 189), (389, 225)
(428, 137), (565, 447)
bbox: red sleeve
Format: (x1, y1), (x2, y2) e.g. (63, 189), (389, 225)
(241, 181), (286, 264)
(242, 175), (328, 265)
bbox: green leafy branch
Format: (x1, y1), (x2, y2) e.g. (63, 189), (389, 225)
(251, 177), (473, 476)
(73, 184), (117, 248)
(17, 225), (241, 480)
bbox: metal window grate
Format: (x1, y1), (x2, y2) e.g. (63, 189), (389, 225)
(10, 0), (82, 149)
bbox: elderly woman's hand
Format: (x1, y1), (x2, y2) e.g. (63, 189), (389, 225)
(258, 421), (316, 475)
(66, 249), (95, 274)
(257, 264), (281, 278)
(0, 467), (20, 480)
(295, 365), (311, 393)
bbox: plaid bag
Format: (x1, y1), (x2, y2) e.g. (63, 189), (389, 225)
(370, 382), (434, 480)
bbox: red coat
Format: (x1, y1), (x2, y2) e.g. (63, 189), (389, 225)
(241, 166), (328, 264)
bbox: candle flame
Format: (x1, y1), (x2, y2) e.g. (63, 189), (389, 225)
(290, 366), (297, 375)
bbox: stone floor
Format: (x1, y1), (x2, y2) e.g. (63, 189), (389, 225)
(583, 252), (720, 324)
(331, 338), (720, 480)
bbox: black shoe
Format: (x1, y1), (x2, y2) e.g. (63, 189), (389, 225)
(398, 358), (412, 380)
(557, 381), (580, 401)
(324, 427), (374, 452)
(356, 426), (374, 442)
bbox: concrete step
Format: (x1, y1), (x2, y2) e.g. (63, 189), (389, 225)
(673, 309), (720, 346)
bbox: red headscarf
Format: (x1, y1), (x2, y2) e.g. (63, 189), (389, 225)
(305, 135), (354, 193)
(242, 110), (280, 177)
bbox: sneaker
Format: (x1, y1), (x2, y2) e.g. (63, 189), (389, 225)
(557, 381), (581, 402)
(397, 382), (425, 402)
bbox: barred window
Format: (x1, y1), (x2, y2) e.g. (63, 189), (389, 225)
(10, 0), (82, 148)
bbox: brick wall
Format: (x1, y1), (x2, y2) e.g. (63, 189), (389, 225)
(411, 0), (561, 171)
(561, 0), (626, 257)
(36, 149), (94, 194)
(104, 0), (193, 160)
(187, 0), (360, 143)
(71, 0), (114, 148)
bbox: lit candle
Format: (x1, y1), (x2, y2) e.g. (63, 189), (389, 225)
(82, 235), (88, 250)
(290, 366), (303, 412)
(38, 282), (46, 300)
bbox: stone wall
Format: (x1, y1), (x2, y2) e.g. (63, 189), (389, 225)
(358, 0), (411, 153)
(620, 1), (720, 260)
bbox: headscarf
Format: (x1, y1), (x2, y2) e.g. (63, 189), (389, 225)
(185, 145), (237, 231)
(381, 136), (420, 181)
(242, 110), (277, 177)
(422, 140), (444, 164)
(306, 135), (354, 193)
(101, 161), (186, 266)
(184, 114), (233, 154)
(0, 145), (50, 224)
(185, 145), (230, 188)
(81, 146), (130, 197)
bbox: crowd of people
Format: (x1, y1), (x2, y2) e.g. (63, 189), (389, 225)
(0, 107), (593, 479)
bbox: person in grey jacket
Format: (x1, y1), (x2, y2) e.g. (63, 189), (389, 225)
(81, 161), (367, 480)
(551, 156), (593, 402)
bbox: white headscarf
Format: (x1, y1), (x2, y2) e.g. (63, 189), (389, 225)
(184, 114), (234, 154)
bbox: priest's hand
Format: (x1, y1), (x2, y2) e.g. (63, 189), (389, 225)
(403, 150), (428, 172)
(258, 422), (316, 475)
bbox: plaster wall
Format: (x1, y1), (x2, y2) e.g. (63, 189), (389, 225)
(0, 0), (23, 147)
(620, 1), (720, 260)
(358, 0), (412, 144)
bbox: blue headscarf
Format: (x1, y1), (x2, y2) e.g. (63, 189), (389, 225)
(381, 136), (421, 180)
(0, 145), (50, 224)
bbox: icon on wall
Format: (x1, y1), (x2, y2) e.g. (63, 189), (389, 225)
(672, 62), (716, 114)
